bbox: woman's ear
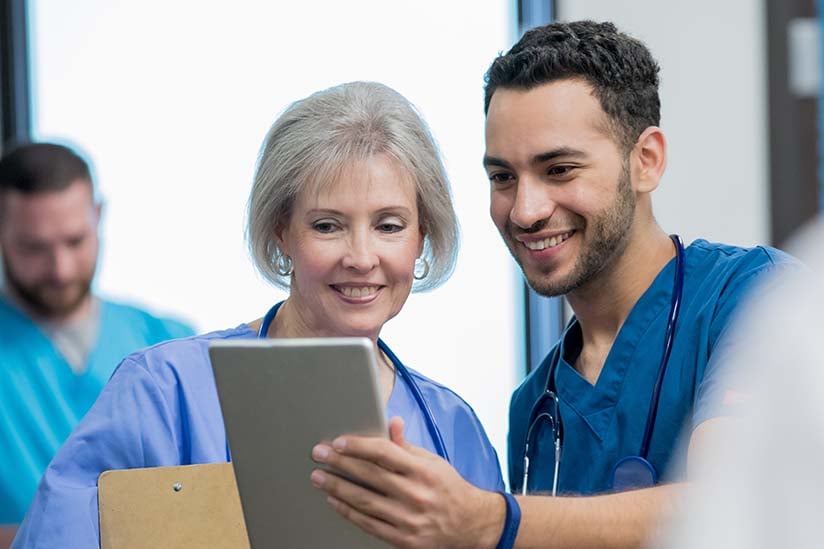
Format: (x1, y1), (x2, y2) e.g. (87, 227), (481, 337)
(632, 126), (667, 194)
(274, 225), (290, 257)
(417, 226), (426, 257)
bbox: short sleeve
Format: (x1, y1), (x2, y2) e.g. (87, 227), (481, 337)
(692, 261), (800, 430)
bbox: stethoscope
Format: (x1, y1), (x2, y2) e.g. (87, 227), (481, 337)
(258, 302), (451, 463)
(522, 234), (685, 495)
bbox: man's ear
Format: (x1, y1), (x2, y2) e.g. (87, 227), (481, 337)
(632, 126), (667, 193)
(94, 201), (103, 222)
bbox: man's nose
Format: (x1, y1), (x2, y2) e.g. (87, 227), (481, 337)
(49, 247), (76, 283)
(509, 177), (557, 230)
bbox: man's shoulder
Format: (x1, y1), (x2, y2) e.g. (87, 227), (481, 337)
(686, 239), (800, 296)
(98, 298), (196, 339)
(0, 295), (24, 323)
(688, 239), (797, 272)
(0, 296), (47, 351)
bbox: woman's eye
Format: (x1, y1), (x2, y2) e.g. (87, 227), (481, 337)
(312, 222), (337, 233)
(377, 223), (404, 233)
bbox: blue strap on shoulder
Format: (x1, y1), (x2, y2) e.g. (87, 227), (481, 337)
(496, 491), (521, 549)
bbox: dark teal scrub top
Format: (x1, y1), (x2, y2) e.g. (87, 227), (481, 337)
(509, 239), (797, 495)
(0, 297), (194, 523)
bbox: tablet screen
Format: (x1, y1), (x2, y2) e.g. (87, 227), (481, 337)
(210, 337), (389, 548)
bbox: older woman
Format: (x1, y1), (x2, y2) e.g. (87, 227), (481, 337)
(11, 82), (503, 547)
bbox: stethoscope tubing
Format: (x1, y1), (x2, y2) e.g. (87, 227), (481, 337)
(524, 234), (685, 493)
(639, 234), (685, 458)
(257, 302), (450, 463)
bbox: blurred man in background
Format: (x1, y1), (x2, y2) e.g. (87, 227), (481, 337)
(0, 142), (194, 526)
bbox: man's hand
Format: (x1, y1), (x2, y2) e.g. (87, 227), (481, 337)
(310, 417), (504, 549)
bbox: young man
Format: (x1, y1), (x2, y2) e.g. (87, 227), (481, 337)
(309, 21), (796, 547)
(0, 142), (194, 524)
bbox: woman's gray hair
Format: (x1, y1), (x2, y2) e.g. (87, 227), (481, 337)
(247, 81), (459, 291)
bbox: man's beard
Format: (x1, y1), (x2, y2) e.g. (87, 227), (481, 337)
(514, 163), (636, 297)
(2, 259), (93, 319)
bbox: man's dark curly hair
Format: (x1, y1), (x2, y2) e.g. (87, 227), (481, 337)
(484, 20), (661, 152)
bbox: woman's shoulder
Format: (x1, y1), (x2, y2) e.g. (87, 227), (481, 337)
(402, 366), (482, 421)
(402, 365), (505, 490)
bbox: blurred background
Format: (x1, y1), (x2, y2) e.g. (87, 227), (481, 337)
(1, 0), (820, 488)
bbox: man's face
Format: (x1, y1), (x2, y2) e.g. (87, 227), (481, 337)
(0, 179), (100, 318)
(484, 79), (636, 297)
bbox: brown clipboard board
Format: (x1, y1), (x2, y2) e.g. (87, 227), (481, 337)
(98, 463), (250, 549)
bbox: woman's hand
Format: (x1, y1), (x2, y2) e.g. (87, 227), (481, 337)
(310, 417), (504, 549)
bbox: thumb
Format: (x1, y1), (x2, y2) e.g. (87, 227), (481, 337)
(388, 416), (435, 458)
(388, 416), (409, 447)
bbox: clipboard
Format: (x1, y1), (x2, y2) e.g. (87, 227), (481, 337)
(98, 463), (249, 549)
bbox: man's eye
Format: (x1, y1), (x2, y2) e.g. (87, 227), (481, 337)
(489, 172), (514, 184)
(548, 165), (574, 177)
(67, 236), (86, 249)
(20, 243), (47, 255)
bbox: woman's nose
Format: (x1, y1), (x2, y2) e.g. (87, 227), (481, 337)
(341, 233), (379, 272)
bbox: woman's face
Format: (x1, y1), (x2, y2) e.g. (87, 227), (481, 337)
(278, 153), (423, 340)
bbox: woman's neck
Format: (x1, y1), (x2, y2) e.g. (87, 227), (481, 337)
(260, 297), (396, 405)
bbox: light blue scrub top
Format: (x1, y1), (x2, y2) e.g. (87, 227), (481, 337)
(0, 297), (193, 525)
(509, 240), (797, 495)
(12, 324), (503, 548)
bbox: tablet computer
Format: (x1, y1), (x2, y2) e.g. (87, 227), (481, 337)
(209, 337), (389, 549)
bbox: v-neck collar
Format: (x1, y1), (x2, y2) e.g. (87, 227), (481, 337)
(553, 256), (679, 441)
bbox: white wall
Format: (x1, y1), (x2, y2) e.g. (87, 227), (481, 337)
(557, 0), (770, 247)
(31, 0), (521, 477)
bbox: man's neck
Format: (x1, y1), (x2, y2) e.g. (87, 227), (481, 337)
(566, 224), (675, 383)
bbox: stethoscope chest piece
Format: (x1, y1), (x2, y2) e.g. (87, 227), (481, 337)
(610, 455), (657, 491)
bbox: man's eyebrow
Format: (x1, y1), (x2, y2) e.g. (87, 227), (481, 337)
(531, 147), (587, 165)
(482, 155), (510, 169)
(483, 147), (588, 169)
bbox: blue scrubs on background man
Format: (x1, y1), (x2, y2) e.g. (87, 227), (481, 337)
(12, 322), (503, 548)
(509, 240), (797, 495)
(0, 297), (194, 524)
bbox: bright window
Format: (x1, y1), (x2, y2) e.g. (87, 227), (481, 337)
(31, 0), (522, 479)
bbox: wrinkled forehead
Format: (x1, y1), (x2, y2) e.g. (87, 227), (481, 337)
(296, 152), (418, 206)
